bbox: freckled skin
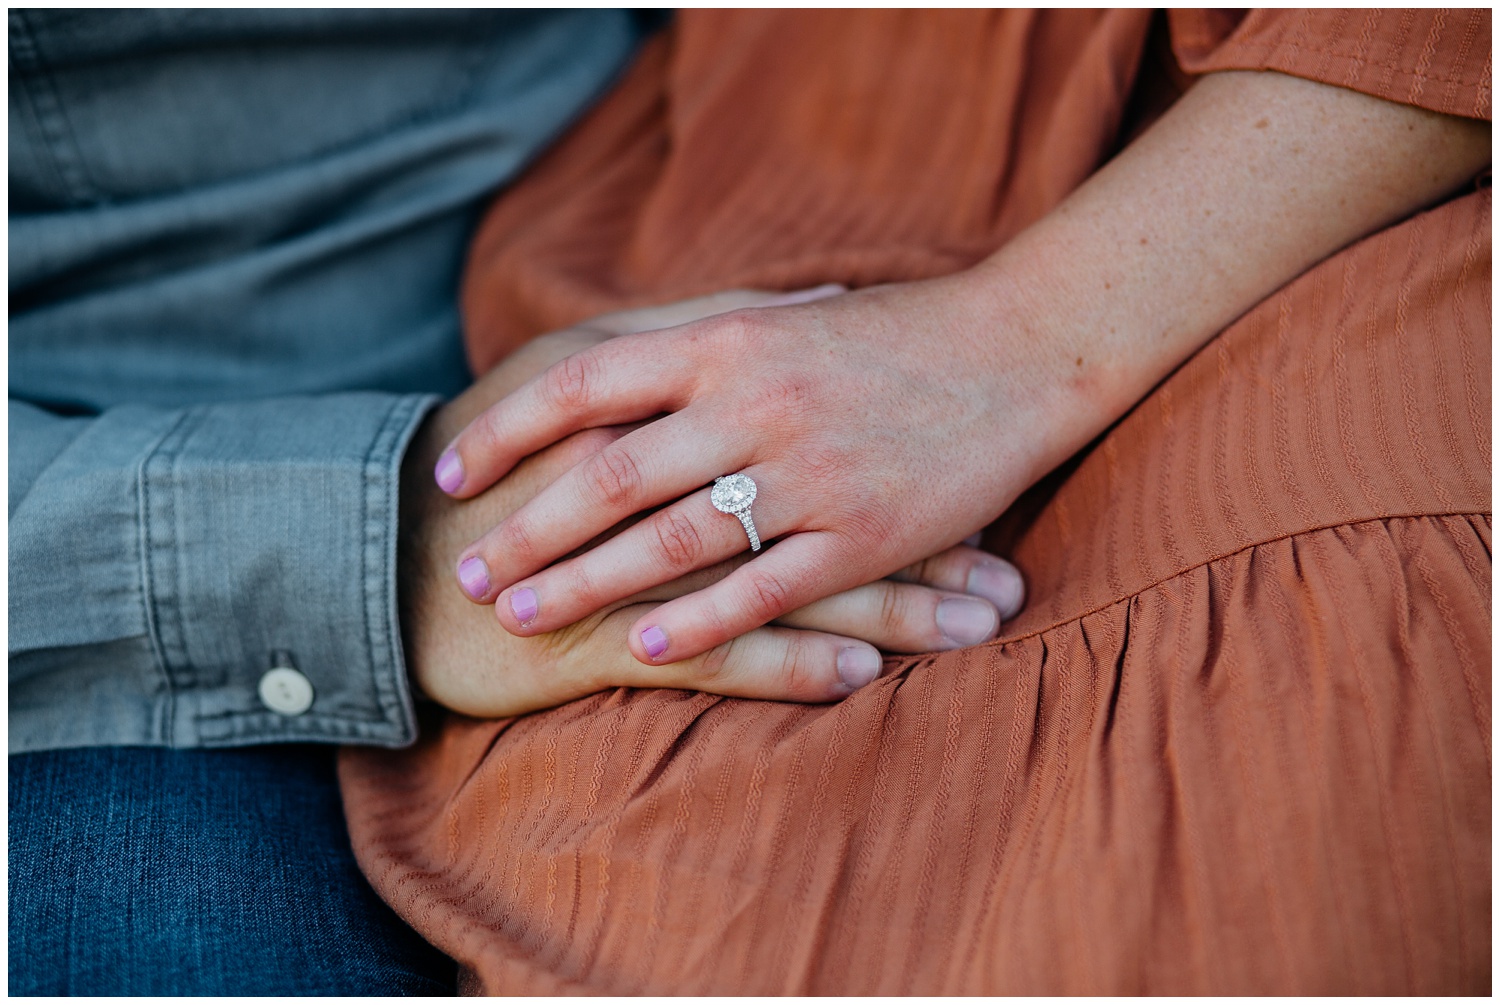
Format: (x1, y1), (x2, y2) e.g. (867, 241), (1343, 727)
(438, 70), (1489, 667)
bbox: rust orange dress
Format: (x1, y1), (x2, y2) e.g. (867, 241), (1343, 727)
(339, 10), (1492, 994)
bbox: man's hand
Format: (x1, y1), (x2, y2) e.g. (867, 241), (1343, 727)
(400, 291), (1026, 718)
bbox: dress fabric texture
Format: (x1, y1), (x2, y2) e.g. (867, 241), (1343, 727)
(339, 9), (1492, 994)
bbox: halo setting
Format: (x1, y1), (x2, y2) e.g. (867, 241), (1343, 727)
(711, 474), (761, 551)
(711, 473), (757, 514)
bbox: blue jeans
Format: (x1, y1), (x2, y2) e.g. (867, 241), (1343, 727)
(9, 745), (455, 995)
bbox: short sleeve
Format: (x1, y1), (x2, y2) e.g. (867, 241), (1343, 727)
(1168, 8), (1492, 121)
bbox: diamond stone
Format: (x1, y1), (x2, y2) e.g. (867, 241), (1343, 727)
(711, 473), (756, 513)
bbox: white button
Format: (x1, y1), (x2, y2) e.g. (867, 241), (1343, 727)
(258, 666), (314, 716)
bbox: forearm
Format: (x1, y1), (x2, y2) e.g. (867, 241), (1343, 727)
(969, 69), (1491, 483)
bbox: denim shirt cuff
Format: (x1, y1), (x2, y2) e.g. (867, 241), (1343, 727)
(141, 392), (440, 747)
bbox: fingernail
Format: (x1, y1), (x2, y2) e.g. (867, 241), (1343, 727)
(434, 448), (464, 494)
(836, 646), (882, 690)
(936, 596), (999, 646)
(641, 625), (669, 660)
(458, 556), (490, 600)
(965, 558), (1025, 620)
(510, 587), (538, 626)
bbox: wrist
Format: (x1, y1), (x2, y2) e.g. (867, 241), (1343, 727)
(957, 254), (1146, 490)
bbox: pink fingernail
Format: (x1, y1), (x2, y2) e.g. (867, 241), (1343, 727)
(641, 626), (669, 660)
(936, 596), (999, 647)
(434, 448), (464, 494)
(510, 587), (538, 626)
(836, 646), (882, 689)
(966, 558), (1026, 621)
(458, 556), (490, 599)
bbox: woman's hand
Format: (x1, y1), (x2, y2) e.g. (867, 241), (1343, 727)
(433, 277), (1054, 667)
(437, 70), (1488, 668)
(401, 292), (1026, 716)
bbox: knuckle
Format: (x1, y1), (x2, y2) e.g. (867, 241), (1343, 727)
(892, 556), (930, 585)
(568, 608), (635, 687)
(675, 315), (749, 381)
(904, 553), (950, 587)
(914, 550), (945, 579)
(689, 638), (735, 685)
(586, 445), (643, 508)
(776, 635), (825, 698)
(695, 311), (815, 425)
(651, 509), (705, 570)
(543, 352), (597, 413)
(479, 402), (508, 448)
(701, 309), (762, 351)
(739, 569), (795, 624)
(501, 515), (541, 566)
(876, 584), (908, 639)
(562, 560), (601, 611)
(695, 599), (733, 644)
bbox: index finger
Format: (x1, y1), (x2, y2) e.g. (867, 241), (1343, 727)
(434, 333), (694, 499)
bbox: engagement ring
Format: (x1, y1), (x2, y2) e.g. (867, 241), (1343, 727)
(711, 473), (761, 552)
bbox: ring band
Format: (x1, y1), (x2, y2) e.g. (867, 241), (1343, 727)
(711, 473), (761, 552)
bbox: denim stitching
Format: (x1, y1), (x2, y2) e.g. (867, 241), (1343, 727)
(8, 10), (101, 204)
(138, 409), (196, 745)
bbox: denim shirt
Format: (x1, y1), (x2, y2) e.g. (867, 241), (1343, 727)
(9, 10), (643, 753)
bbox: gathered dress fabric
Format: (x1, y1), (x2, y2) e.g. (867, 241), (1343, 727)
(339, 9), (1492, 994)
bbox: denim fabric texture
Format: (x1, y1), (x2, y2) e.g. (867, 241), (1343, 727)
(8, 9), (644, 752)
(9, 745), (459, 994)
